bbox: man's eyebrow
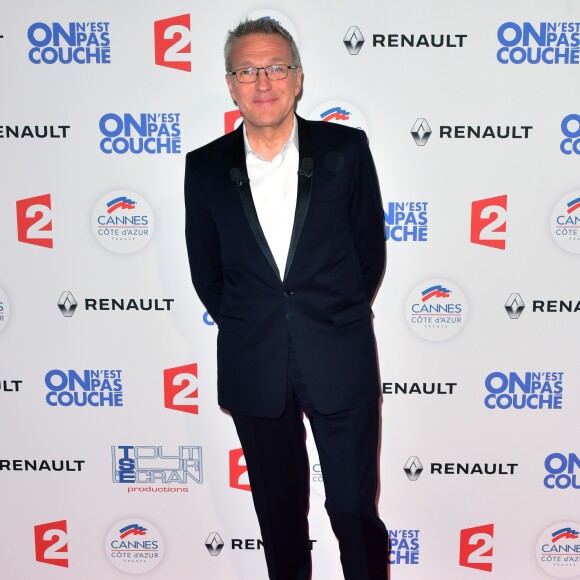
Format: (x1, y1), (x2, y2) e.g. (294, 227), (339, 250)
(236, 57), (287, 67)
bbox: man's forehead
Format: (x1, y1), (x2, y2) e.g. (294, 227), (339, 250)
(231, 34), (292, 65)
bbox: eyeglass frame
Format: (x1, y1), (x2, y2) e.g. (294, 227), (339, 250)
(227, 64), (299, 83)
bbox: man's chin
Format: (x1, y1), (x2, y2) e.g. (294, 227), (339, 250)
(243, 112), (293, 131)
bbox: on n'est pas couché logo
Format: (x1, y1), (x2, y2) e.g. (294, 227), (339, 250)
(560, 114), (580, 155)
(27, 21), (110, 64)
(388, 529), (420, 565)
(99, 112), (181, 154)
(484, 371), (563, 410)
(544, 452), (580, 490)
(384, 201), (429, 243)
(44, 368), (123, 407)
(497, 22), (580, 65)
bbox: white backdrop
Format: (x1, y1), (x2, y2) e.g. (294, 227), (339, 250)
(1, 0), (579, 578)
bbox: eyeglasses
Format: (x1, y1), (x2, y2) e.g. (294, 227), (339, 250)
(228, 64), (299, 83)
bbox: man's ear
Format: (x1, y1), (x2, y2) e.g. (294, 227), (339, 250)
(225, 73), (237, 105)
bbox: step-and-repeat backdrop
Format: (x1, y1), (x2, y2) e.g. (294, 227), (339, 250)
(1, 0), (579, 578)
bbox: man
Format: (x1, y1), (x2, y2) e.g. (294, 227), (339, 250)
(185, 18), (388, 580)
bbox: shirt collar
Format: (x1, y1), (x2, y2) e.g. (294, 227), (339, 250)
(243, 115), (299, 162)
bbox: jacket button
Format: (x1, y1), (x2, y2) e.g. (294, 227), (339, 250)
(283, 290), (294, 298)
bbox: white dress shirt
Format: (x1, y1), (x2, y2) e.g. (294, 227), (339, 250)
(244, 118), (299, 280)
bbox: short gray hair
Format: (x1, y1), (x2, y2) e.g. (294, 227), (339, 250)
(224, 18), (302, 72)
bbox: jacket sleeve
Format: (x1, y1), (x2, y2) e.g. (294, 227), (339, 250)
(348, 131), (386, 303)
(184, 151), (223, 323)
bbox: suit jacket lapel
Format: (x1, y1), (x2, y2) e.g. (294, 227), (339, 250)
(283, 116), (313, 281)
(230, 116), (314, 283)
(231, 125), (281, 281)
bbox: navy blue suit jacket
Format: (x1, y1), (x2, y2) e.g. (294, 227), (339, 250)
(184, 115), (385, 417)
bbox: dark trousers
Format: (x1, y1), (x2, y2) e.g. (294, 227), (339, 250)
(231, 343), (388, 580)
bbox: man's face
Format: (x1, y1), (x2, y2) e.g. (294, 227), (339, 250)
(226, 34), (302, 133)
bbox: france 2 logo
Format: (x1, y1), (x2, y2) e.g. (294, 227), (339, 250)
(229, 448), (251, 492)
(34, 520), (68, 567)
(16, 194), (53, 248)
(164, 364), (198, 414)
(154, 14), (191, 72)
(459, 523), (494, 572)
(224, 109), (243, 134)
(470, 195), (507, 250)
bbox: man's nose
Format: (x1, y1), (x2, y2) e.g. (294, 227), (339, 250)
(255, 69), (272, 90)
